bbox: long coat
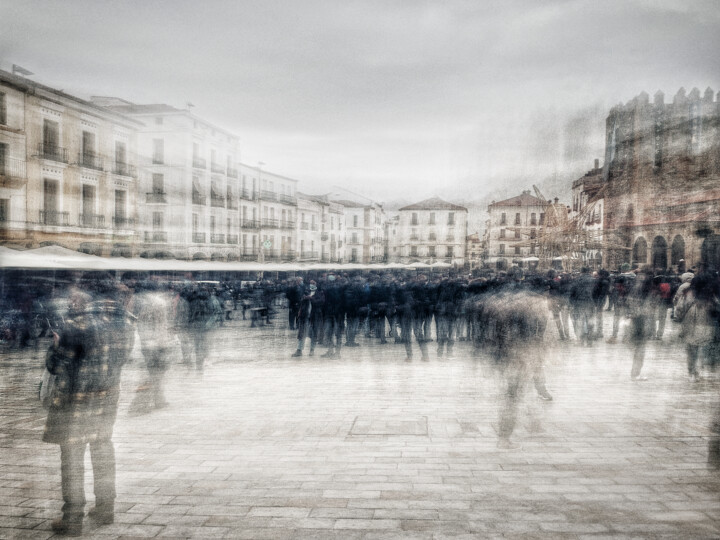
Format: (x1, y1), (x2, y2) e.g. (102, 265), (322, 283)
(43, 299), (135, 445)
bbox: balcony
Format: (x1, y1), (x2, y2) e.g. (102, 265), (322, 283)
(261, 218), (279, 228)
(146, 192), (168, 203)
(281, 250), (296, 261)
(113, 216), (134, 229)
(239, 188), (251, 200)
(300, 251), (319, 260)
(278, 193), (297, 205)
(373, 237), (384, 244)
(192, 156), (206, 169)
(0, 157), (26, 187)
(210, 233), (225, 244)
(227, 197), (238, 210)
(226, 234), (239, 244)
(192, 193), (207, 205)
(410, 235), (420, 241)
(79, 213), (105, 228)
(311, 223), (319, 231)
(279, 220), (294, 229)
(241, 248), (259, 260)
(37, 143), (68, 163)
(371, 255), (385, 263)
(321, 254), (330, 262)
(211, 162), (225, 174)
(210, 195), (226, 208)
(144, 231), (168, 243)
(300, 222), (310, 230)
(77, 152), (103, 171)
(446, 236), (454, 242)
(320, 232), (329, 241)
(241, 219), (260, 229)
(113, 162), (136, 177)
(259, 190), (277, 201)
(227, 167), (238, 178)
(192, 232), (206, 243)
(39, 210), (69, 226)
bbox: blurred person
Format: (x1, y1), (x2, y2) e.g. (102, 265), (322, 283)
(43, 273), (135, 536)
(286, 276), (303, 330)
(187, 284), (221, 372)
(627, 268), (655, 380)
(678, 271), (719, 382)
(607, 265), (635, 344)
(128, 279), (173, 414)
(569, 267), (595, 345)
(292, 280), (324, 357)
(592, 269), (611, 339)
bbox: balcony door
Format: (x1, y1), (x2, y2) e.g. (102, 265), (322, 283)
(114, 190), (127, 226)
(82, 184), (95, 224)
(44, 179), (58, 215)
(43, 120), (59, 151)
(82, 131), (95, 160)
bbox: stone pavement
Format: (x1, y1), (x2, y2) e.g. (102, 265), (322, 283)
(1, 311), (720, 539)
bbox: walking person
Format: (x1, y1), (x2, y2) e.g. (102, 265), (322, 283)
(628, 269), (655, 381)
(43, 273), (136, 536)
(678, 271), (719, 381)
(128, 279), (173, 415)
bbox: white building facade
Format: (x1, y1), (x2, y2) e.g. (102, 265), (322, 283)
(486, 191), (547, 269)
(393, 197), (468, 266)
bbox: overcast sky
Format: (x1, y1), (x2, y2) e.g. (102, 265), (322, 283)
(1, 0), (718, 203)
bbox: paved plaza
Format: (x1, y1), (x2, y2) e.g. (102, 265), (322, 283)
(1, 311), (720, 539)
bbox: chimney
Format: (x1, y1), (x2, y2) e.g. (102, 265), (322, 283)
(554, 197), (559, 204)
(594, 158), (599, 170)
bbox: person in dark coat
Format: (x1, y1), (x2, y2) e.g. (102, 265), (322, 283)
(43, 274), (136, 536)
(292, 280), (324, 356)
(569, 267), (595, 345)
(285, 277), (303, 330)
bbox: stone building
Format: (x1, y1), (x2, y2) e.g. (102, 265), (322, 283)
(603, 87), (720, 271)
(485, 191), (546, 269)
(466, 232), (482, 269)
(332, 199), (386, 264)
(0, 70), (141, 255)
(94, 97), (241, 260)
(392, 197), (468, 266)
(237, 164), (297, 262)
(570, 159), (605, 268)
(296, 193), (345, 263)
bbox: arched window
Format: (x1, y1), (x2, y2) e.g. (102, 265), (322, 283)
(651, 236), (668, 270)
(632, 237), (647, 265)
(671, 235), (685, 266)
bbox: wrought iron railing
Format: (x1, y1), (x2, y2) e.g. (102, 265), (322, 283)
(144, 231), (168, 243)
(77, 152), (103, 171)
(146, 192), (168, 203)
(37, 143), (68, 163)
(192, 232), (206, 243)
(39, 210), (69, 225)
(79, 213), (105, 227)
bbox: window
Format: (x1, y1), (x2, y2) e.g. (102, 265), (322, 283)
(530, 213), (537, 225)
(530, 244), (535, 254)
(0, 92), (6, 125)
(192, 213), (199, 232)
(0, 142), (6, 176)
(514, 246), (521, 255)
(115, 141), (127, 170)
(155, 116), (163, 125)
(446, 246), (454, 258)
(410, 246), (418, 256)
(515, 213), (521, 225)
(152, 139), (164, 164)
(428, 212), (435, 225)
(448, 212), (455, 225)
(351, 232), (358, 244)
(530, 229), (537, 239)
(351, 248), (358, 262)
(539, 213), (545, 225)
(152, 173), (164, 193)
(428, 245), (436, 257)
(499, 244), (505, 255)
(500, 229), (506, 239)
(43, 119), (59, 151)
(429, 232), (436, 241)
(353, 215), (358, 227)
(0, 198), (8, 222)
(515, 229), (520, 239)
(152, 212), (163, 230)
(114, 190), (126, 220)
(500, 212), (506, 225)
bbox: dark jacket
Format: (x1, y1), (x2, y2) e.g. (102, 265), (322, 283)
(43, 299), (135, 445)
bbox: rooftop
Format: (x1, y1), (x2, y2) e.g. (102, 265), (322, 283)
(489, 191), (546, 208)
(399, 197), (467, 212)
